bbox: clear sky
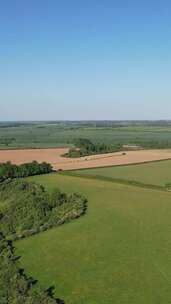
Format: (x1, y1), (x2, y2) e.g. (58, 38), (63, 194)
(0, 0), (171, 120)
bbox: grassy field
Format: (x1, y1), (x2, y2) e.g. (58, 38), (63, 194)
(16, 173), (171, 303)
(71, 159), (171, 187)
(1, 122), (171, 149)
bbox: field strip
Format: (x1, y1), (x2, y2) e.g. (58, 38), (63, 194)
(60, 171), (168, 193)
(61, 157), (171, 172)
(1, 148), (171, 171)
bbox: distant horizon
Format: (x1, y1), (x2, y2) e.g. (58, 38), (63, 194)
(1, 119), (171, 123)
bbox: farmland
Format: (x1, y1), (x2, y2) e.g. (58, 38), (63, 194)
(16, 171), (171, 304)
(71, 159), (171, 187)
(2, 121), (171, 303)
(2, 0), (171, 302)
(1, 148), (171, 171)
(1, 121), (171, 149)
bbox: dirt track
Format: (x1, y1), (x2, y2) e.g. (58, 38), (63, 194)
(1, 148), (171, 171)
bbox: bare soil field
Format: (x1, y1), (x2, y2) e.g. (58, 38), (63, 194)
(0, 148), (68, 167)
(1, 148), (171, 171)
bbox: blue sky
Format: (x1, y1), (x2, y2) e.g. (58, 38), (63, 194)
(0, 0), (171, 120)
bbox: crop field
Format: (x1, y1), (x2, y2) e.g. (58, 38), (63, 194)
(1, 148), (171, 171)
(1, 122), (171, 149)
(71, 159), (171, 187)
(16, 173), (171, 304)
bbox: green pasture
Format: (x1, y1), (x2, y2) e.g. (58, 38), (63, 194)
(16, 173), (171, 304)
(71, 160), (171, 187)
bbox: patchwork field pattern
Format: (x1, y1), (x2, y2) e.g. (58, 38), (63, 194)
(1, 123), (171, 149)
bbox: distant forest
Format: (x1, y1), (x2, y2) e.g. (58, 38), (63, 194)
(1, 120), (171, 128)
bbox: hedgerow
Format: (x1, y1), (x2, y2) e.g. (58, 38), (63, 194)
(0, 161), (53, 182)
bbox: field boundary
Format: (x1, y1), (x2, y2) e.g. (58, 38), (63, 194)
(60, 171), (168, 192)
(61, 157), (171, 172)
(0, 146), (71, 151)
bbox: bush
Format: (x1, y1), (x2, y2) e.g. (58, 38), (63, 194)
(0, 180), (87, 240)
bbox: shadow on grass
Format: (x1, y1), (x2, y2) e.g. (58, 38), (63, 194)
(47, 286), (65, 303)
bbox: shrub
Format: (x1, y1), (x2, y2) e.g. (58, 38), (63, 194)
(0, 180), (87, 240)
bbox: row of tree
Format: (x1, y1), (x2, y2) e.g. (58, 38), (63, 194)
(0, 161), (52, 182)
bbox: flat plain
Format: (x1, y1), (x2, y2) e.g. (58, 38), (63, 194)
(1, 122), (171, 149)
(72, 159), (171, 187)
(16, 172), (171, 304)
(2, 122), (171, 303)
(1, 148), (171, 171)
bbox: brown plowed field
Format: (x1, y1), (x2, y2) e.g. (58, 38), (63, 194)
(1, 148), (171, 171)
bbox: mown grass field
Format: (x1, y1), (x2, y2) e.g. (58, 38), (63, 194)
(71, 159), (171, 187)
(16, 173), (171, 304)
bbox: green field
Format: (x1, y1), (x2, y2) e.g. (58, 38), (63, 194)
(16, 173), (171, 303)
(1, 122), (171, 149)
(71, 160), (171, 187)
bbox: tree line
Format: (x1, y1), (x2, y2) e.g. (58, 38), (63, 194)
(64, 138), (122, 158)
(0, 232), (64, 303)
(0, 159), (87, 303)
(0, 179), (87, 303)
(0, 161), (53, 182)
